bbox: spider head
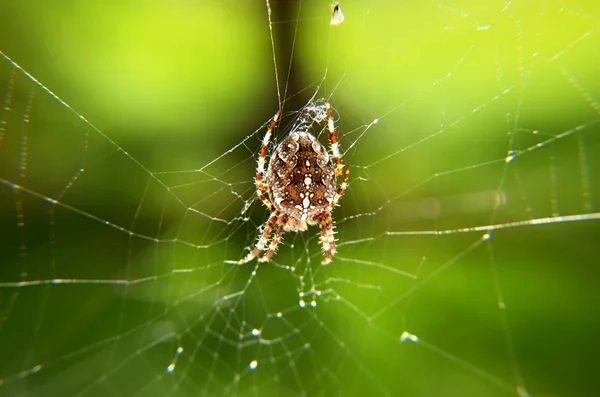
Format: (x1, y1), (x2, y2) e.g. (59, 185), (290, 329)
(282, 217), (308, 232)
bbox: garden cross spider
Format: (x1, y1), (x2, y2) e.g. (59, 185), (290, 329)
(235, 99), (350, 265)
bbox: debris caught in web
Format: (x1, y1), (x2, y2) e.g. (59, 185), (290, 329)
(331, 2), (345, 26)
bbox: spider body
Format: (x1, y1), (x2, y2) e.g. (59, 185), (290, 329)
(235, 100), (350, 265)
(267, 132), (336, 231)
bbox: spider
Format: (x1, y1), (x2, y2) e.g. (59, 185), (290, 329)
(235, 100), (350, 265)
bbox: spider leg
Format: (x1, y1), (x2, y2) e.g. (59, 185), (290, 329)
(332, 164), (350, 207)
(259, 214), (289, 263)
(315, 165), (348, 265)
(325, 101), (344, 177)
(255, 111), (281, 211)
(317, 210), (336, 265)
(237, 212), (279, 264)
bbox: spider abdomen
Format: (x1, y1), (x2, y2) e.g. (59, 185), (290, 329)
(267, 132), (336, 226)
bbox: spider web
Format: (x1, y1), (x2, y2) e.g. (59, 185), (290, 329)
(1, 0), (599, 396)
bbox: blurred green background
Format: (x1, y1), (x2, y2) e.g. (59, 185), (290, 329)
(1, 1), (599, 396)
